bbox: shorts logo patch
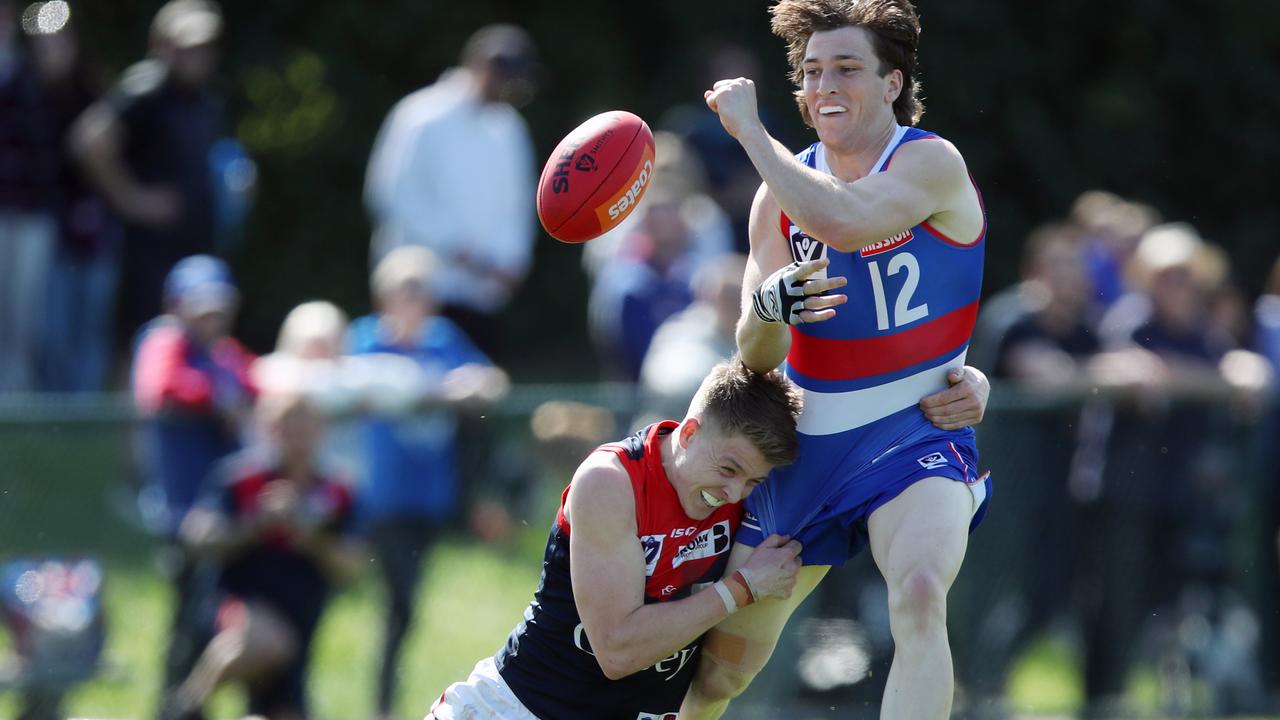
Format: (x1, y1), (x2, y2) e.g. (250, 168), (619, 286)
(641, 534), (664, 576)
(671, 521), (731, 568)
(637, 713), (678, 720)
(917, 451), (949, 470)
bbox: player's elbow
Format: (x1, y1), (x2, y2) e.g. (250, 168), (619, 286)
(594, 649), (643, 680)
(590, 631), (649, 680)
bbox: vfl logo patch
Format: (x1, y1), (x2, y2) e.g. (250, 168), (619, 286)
(788, 224), (828, 267)
(637, 713), (679, 720)
(860, 229), (914, 257)
(917, 452), (949, 470)
(671, 521), (731, 568)
(641, 534), (664, 576)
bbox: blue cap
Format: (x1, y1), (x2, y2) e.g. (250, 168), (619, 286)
(164, 254), (239, 313)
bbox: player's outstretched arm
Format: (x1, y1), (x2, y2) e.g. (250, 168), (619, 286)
(737, 185), (847, 373)
(567, 454), (800, 680)
(919, 366), (991, 430)
(705, 78), (970, 253)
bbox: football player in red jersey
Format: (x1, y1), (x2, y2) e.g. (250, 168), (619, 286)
(428, 360), (804, 720)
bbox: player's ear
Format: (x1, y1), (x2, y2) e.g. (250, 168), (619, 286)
(884, 68), (902, 104)
(678, 417), (701, 447)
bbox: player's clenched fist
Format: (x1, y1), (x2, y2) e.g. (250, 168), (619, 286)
(737, 534), (803, 601)
(704, 77), (762, 139)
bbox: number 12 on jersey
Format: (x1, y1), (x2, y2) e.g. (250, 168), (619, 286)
(867, 252), (929, 331)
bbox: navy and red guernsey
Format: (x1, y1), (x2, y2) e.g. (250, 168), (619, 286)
(496, 421), (741, 720)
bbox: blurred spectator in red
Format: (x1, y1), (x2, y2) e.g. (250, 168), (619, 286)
(0, 0), (59, 391)
(70, 0), (228, 342)
(172, 392), (366, 720)
(134, 254), (255, 531)
(364, 24), (538, 361)
(132, 253), (255, 720)
(23, 1), (120, 393)
(348, 245), (508, 719)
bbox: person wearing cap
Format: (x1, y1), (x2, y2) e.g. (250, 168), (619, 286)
(364, 23), (539, 361)
(347, 245), (509, 719)
(70, 0), (229, 341)
(131, 253), (256, 720)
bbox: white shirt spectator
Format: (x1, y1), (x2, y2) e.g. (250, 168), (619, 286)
(365, 69), (535, 314)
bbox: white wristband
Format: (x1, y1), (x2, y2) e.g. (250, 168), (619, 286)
(713, 580), (737, 614)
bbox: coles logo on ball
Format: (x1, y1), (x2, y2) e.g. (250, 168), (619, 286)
(597, 144), (656, 223)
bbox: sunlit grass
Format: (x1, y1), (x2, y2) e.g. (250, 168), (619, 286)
(0, 536), (541, 719)
(1007, 635), (1083, 715)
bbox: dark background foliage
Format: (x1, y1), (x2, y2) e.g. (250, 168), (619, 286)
(71, 0), (1280, 379)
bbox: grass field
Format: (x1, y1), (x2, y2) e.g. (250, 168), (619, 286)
(0, 419), (1269, 719)
(0, 536), (543, 719)
(0, 530), (1130, 719)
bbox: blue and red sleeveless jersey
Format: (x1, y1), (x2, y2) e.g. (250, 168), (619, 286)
(496, 421), (740, 719)
(781, 126), (985, 440)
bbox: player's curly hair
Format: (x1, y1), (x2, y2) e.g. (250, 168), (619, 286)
(770, 0), (924, 127)
(693, 359), (803, 468)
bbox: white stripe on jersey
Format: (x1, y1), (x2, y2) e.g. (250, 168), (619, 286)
(813, 124), (908, 176)
(794, 349), (968, 436)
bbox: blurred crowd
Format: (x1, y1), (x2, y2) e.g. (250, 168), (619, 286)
(4, 1), (1280, 719)
(956, 191), (1279, 719)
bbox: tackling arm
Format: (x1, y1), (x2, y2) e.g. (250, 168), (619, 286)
(567, 454), (747, 680)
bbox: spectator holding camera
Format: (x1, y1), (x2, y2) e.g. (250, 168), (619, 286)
(172, 392), (366, 720)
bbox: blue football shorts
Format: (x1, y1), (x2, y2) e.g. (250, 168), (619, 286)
(737, 431), (992, 566)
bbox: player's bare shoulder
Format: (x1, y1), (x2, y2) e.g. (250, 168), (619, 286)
(565, 451), (636, 530)
(893, 136), (984, 245)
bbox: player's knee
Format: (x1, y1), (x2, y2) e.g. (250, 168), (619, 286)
(692, 652), (757, 702)
(889, 567), (948, 627)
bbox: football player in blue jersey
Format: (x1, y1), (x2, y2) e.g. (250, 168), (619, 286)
(682, 1), (991, 719)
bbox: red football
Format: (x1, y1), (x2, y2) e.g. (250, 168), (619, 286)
(536, 110), (656, 244)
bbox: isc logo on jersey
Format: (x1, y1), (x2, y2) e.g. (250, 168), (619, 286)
(670, 521), (730, 568)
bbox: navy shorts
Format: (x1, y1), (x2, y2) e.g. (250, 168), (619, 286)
(738, 431), (992, 566)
